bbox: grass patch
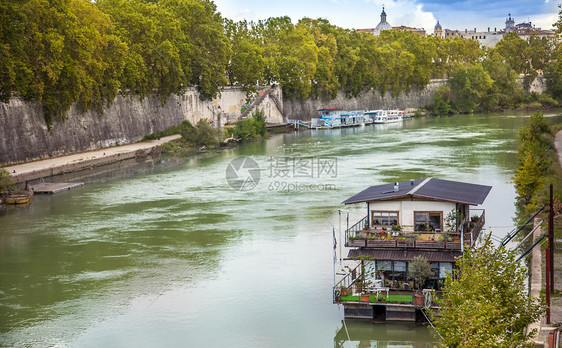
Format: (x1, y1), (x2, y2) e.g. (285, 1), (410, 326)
(143, 121), (194, 141)
(339, 294), (413, 303)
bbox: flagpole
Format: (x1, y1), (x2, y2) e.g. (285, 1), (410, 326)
(333, 227), (336, 289)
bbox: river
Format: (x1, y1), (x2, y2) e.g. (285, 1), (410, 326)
(1, 111), (561, 347)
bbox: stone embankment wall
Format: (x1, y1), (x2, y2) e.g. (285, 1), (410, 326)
(0, 85), (283, 164)
(284, 79), (448, 120)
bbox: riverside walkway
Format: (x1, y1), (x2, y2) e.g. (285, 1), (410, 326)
(530, 130), (562, 346)
(4, 135), (180, 183)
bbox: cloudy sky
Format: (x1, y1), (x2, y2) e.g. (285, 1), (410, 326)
(213, 0), (559, 34)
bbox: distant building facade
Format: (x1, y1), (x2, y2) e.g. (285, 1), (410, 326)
(393, 25), (426, 36)
(434, 13), (555, 48)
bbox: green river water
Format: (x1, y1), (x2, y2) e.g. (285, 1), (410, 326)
(1, 111), (562, 347)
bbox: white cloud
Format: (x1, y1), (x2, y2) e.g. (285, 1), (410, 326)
(393, 3), (436, 30)
(532, 12), (558, 30)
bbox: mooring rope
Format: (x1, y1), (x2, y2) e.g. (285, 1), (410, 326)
(421, 308), (444, 340)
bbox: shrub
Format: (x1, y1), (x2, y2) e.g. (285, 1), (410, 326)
(181, 119), (222, 147)
(0, 169), (15, 193)
(226, 110), (268, 142)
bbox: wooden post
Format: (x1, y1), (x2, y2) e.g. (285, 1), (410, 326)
(549, 184), (554, 293)
(547, 244), (551, 324)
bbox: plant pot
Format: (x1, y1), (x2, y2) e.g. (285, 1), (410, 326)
(360, 293), (370, 302)
(341, 288), (348, 297)
(414, 293), (424, 306)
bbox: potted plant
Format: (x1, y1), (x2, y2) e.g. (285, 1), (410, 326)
(353, 255), (377, 302)
(409, 256), (433, 307)
(340, 285), (348, 297)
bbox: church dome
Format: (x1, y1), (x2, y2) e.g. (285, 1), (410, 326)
(374, 21), (393, 35)
(374, 6), (392, 36)
(435, 20), (442, 29)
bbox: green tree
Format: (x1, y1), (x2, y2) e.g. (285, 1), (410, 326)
(298, 18), (339, 99)
(162, 0), (230, 99)
(409, 256), (432, 290)
(0, 169), (15, 193)
(549, 5), (562, 99)
(1, 0), (126, 122)
(482, 50), (523, 109)
(449, 64), (493, 113)
(225, 20), (264, 99)
(257, 17), (318, 99)
(544, 61), (562, 101)
(513, 111), (555, 207)
(432, 236), (545, 347)
(430, 85), (452, 115)
(97, 0), (186, 101)
(495, 32), (529, 75)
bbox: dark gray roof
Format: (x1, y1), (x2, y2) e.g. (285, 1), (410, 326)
(342, 178), (491, 206)
(347, 248), (461, 263)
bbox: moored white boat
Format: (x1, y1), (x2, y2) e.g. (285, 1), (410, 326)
(366, 109), (404, 124)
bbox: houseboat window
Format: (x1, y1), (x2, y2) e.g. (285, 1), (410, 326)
(393, 261), (407, 281)
(439, 262), (453, 278)
(376, 260), (393, 286)
(430, 262), (440, 278)
(414, 212), (442, 231)
(376, 260), (392, 272)
(371, 211), (398, 226)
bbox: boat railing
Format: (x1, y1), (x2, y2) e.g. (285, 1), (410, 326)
(333, 263), (361, 303)
(345, 215), (369, 241)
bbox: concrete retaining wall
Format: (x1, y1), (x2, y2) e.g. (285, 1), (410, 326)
(284, 80), (448, 120)
(0, 86), (283, 164)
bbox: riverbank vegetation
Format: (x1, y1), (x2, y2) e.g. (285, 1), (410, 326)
(512, 112), (562, 226)
(2, 0), (560, 124)
(429, 32), (559, 114)
(150, 110), (268, 153)
(432, 236), (545, 347)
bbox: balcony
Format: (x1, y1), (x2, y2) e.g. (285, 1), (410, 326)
(345, 210), (485, 250)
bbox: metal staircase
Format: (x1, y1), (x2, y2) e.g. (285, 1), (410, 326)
(240, 87), (284, 119)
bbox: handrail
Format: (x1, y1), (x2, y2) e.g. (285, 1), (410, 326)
(500, 205), (545, 248)
(333, 263), (362, 303)
(345, 215), (368, 245)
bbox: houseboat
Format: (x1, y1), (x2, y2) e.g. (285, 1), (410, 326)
(311, 108), (343, 129)
(333, 178), (491, 322)
(366, 109), (404, 124)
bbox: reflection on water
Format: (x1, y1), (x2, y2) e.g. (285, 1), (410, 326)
(334, 320), (436, 347)
(0, 111), (561, 346)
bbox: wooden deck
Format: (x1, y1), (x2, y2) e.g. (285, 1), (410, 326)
(32, 182), (84, 194)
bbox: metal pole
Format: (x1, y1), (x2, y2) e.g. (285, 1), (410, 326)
(339, 210), (342, 264)
(550, 184), (554, 293)
(461, 224), (464, 253)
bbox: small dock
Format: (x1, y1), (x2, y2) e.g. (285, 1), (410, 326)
(32, 182), (84, 194)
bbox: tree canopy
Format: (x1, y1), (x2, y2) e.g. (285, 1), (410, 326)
(0, 0), (559, 122)
(432, 236), (545, 347)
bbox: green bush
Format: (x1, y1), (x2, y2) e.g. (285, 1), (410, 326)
(226, 110), (268, 142)
(429, 86), (452, 115)
(0, 169), (15, 193)
(181, 119), (222, 147)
